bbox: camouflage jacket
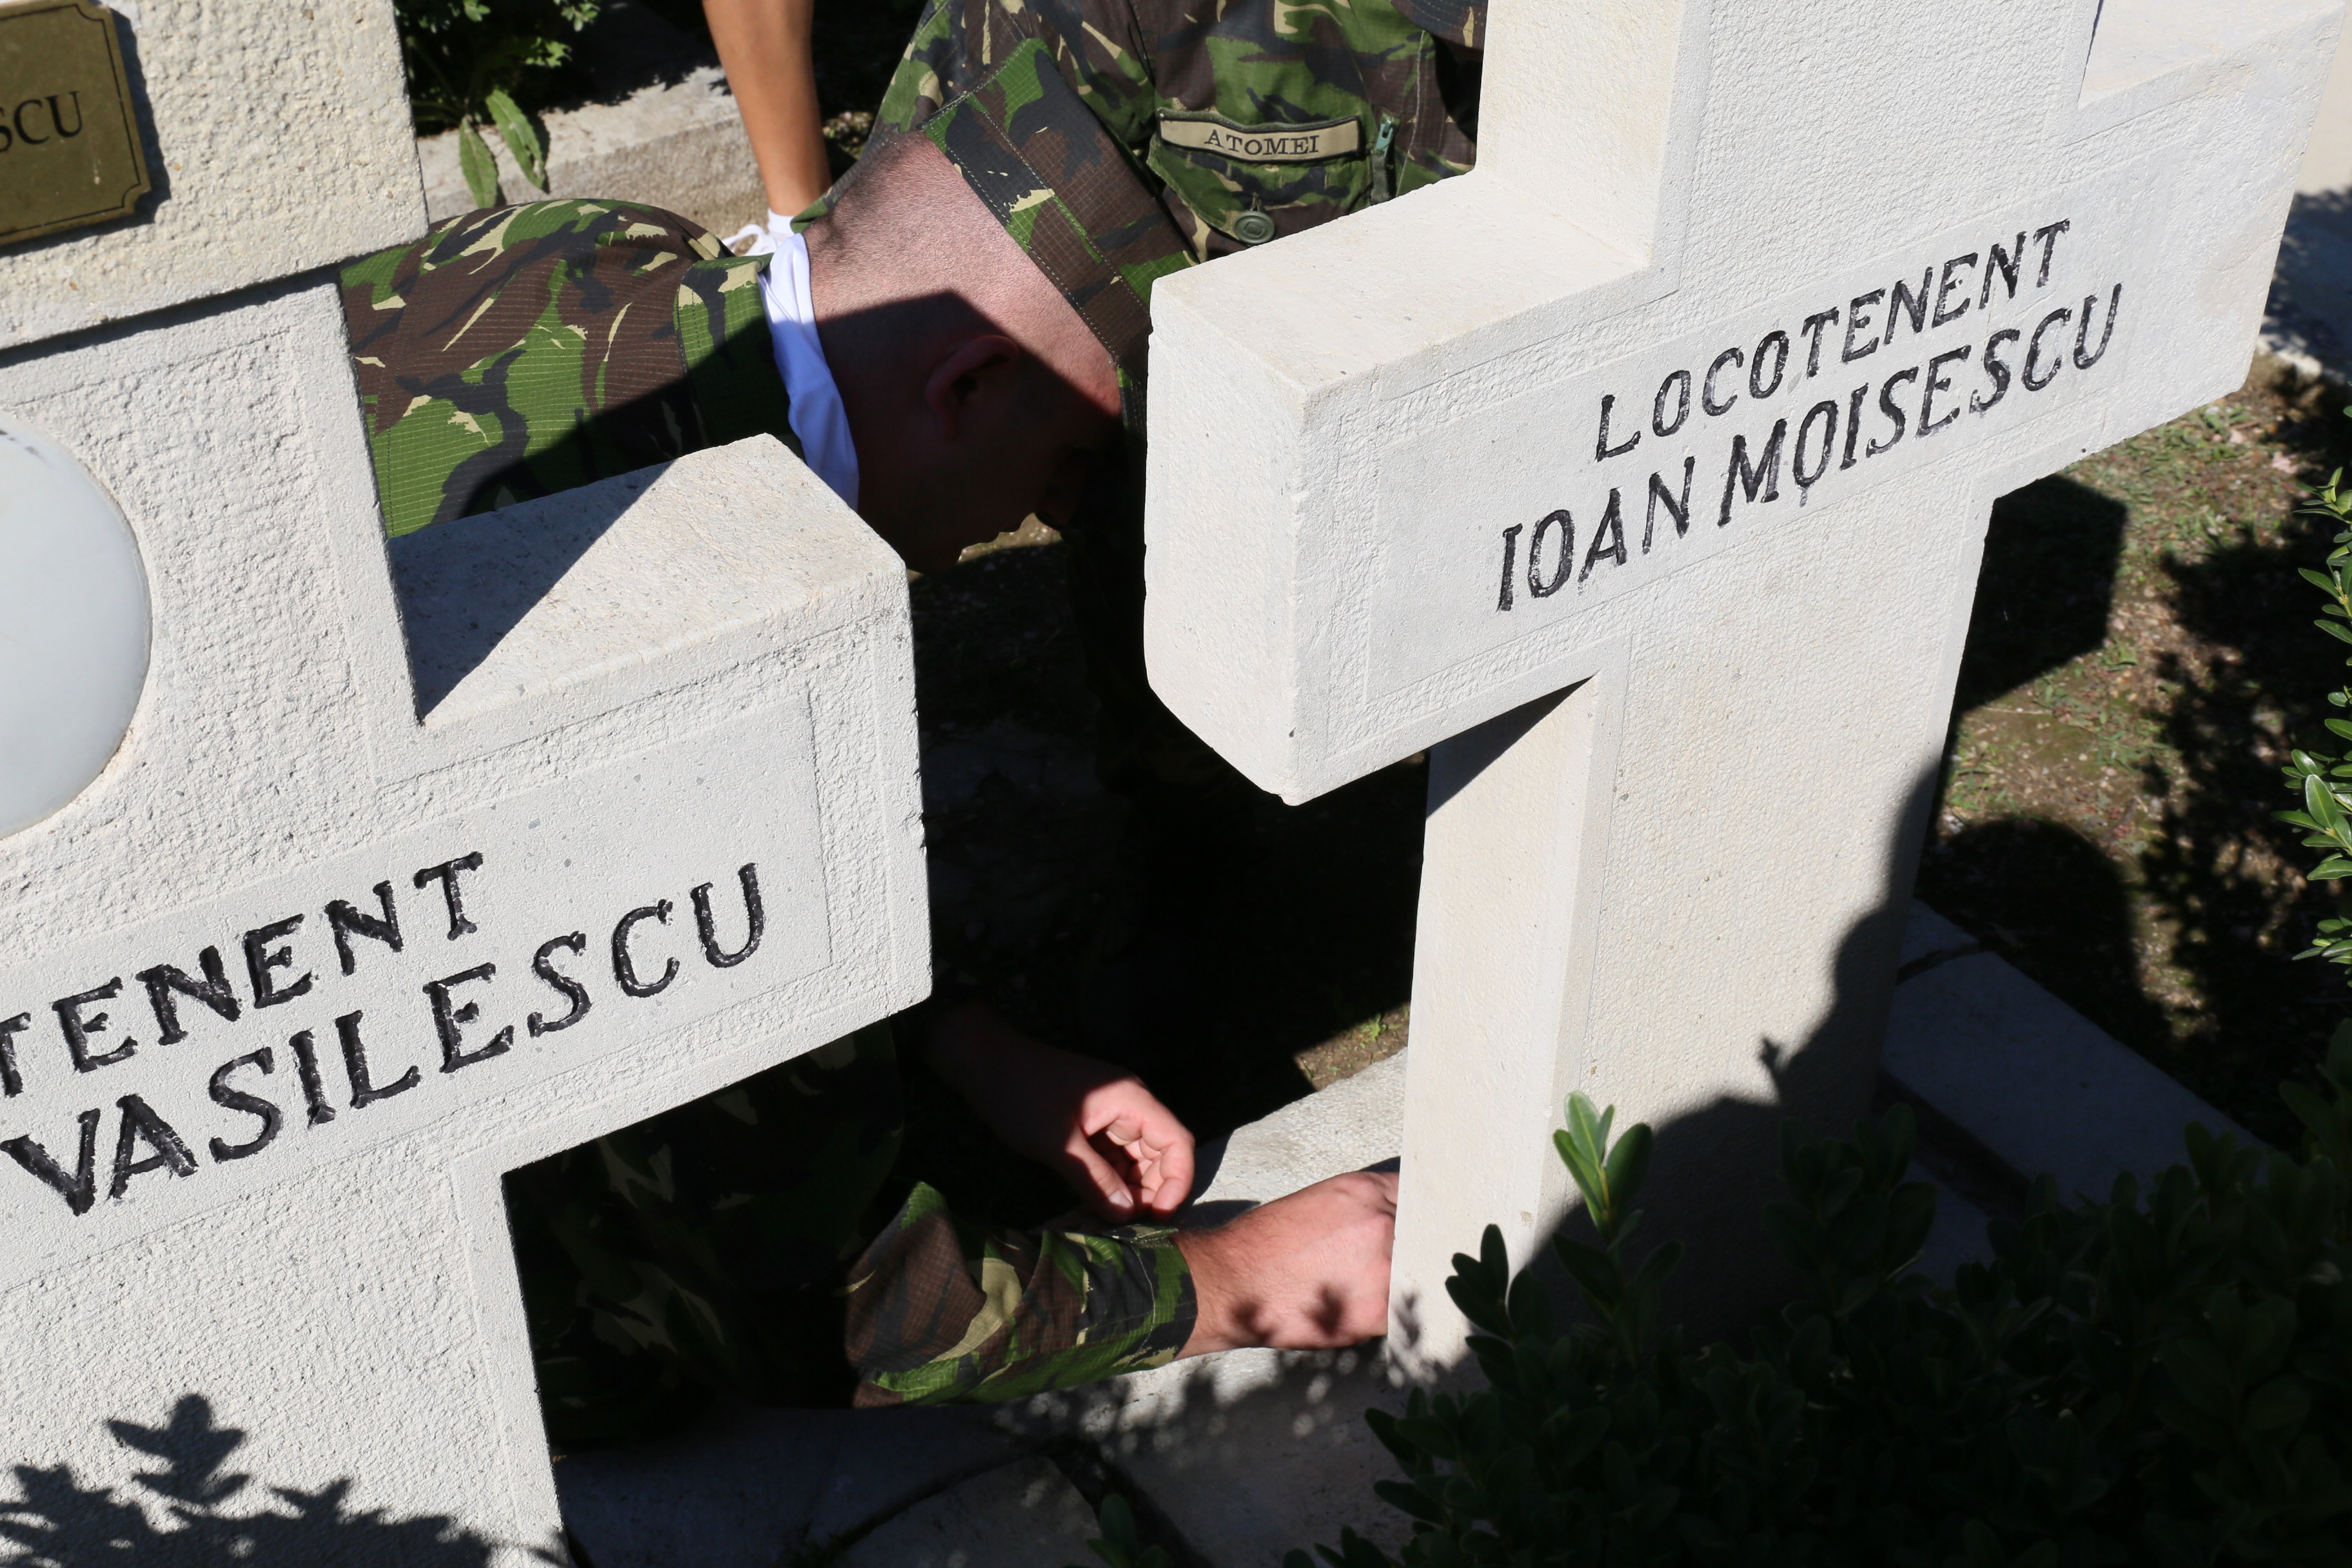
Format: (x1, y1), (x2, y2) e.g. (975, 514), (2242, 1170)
(340, 204), (1196, 1438)
(339, 199), (792, 540)
(876, 0), (1482, 262)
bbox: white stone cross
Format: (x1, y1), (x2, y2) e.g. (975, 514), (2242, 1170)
(0, 3), (923, 1556)
(1142, 0), (2340, 1361)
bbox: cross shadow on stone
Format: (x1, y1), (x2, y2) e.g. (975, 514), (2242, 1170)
(0, 1395), (556, 1568)
(389, 462), (653, 716)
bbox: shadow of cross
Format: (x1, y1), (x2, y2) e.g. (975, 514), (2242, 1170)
(1141, 0), (2341, 1366)
(0, 1), (926, 1544)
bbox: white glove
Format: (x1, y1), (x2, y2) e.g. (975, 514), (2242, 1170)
(722, 209), (795, 257)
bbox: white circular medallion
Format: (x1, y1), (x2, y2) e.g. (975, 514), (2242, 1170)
(0, 417), (151, 839)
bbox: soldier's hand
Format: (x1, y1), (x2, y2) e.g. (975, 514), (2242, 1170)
(920, 1001), (1195, 1220)
(1173, 1170), (1396, 1356)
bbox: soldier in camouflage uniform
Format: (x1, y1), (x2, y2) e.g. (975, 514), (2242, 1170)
(337, 0), (1461, 1446)
(341, 201), (788, 539)
(340, 172), (1199, 1440)
(863, 0), (1486, 1059)
(875, 0), (1480, 263)
(873, 0), (1482, 781)
(500, 1023), (1193, 1440)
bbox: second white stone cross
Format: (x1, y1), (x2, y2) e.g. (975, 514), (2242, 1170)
(1142, 0), (2340, 1360)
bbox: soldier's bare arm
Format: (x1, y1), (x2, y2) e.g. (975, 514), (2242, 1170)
(1173, 1171), (1398, 1356)
(702, 0), (832, 219)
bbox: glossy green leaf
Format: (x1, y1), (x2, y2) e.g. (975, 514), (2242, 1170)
(485, 86), (546, 190)
(456, 119), (500, 210)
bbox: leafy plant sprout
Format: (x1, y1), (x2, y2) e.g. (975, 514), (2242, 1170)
(396, 0), (598, 207)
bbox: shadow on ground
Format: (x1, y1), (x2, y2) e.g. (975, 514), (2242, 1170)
(1948, 476), (2132, 714)
(1003, 764), (1960, 1565)
(0, 1395), (542, 1567)
(1920, 365), (2352, 1144)
(894, 537), (1427, 1225)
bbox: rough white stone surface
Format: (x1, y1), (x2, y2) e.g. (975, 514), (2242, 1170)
(0, 0), (424, 348)
(1141, 0), (2340, 1364)
(416, 66), (767, 238)
(387, 437), (874, 725)
(0, 283), (925, 1556)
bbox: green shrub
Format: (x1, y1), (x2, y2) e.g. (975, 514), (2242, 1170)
(395, 0), (599, 204)
(1068, 1493), (1173, 1568)
(2284, 440), (2352, 990)
(1269, 1068), (2348, 1567)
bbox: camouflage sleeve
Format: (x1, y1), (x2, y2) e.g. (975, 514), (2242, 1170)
(339, 199), (794, 539)
(845, 1181), (1195, 1406)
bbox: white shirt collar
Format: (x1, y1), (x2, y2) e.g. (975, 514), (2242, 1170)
(756, 229), (860, 511)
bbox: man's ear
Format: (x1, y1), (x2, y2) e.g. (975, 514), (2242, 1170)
(921, 333), (1024, 440)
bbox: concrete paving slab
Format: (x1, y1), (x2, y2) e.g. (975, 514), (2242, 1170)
(555, 1402), (1024, 1568)
(415, 5), (767, 236)
(834, 1456), (1099, 1568)
(801, 1410), (1034, 1547)
(1186, 1050), (1409, 1219)
(1899, 902), (1983, 972)
(1066, 1348), (1413, 1568)
(1884, 941), (2251, 1201)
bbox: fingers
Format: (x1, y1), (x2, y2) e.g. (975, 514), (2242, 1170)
(1150, 1124), (1196, 1215)
(1059, 1136), (1138, 1220)
(1082, 1084), (1197, 1218)
(1174, 1168), (1401, 1355)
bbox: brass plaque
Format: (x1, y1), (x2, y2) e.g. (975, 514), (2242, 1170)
(0, 0), (149, 247)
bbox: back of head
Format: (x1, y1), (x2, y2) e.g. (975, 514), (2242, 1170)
(802, 132), (1124, 569)
(805, 132), (1117, 413)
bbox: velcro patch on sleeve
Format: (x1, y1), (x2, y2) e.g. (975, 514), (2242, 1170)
(1155, 114), (1362, 163)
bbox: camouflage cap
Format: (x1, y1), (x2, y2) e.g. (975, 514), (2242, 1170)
(916, 37), (1195, 427)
